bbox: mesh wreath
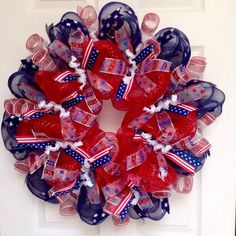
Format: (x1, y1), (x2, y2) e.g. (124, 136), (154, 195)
(2, 1), (225, 226)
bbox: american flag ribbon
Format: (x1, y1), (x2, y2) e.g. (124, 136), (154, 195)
(138, 192), (154, 210)
(86, 70), (113, 95)
(53, 70), (77, 83)
(115, 25), (134, 55)
(15, 136), (56, 150)
(42, 151), (60, 182)
(164, 150), (202, 174)
(168, 104), (196, 116)
(64, 146), (112, 169)
(81, 39), (95, 69)
(49, 178), (81, 197)
(135, 75), (157, 94)
(133, 44), (155, 64)
(128, 112), (153, 129)
(102, 178), (126, 200)
(128, 102), (197, 131)
(14, 151), (46, 174)
(61, 94), (85, 109)
(103, 188), (133, 217)
(198, 112), (216, 129)
(115, 78), (134, 100)
(4, 98), (53, 120)
(102, 44), (168, 101)
(174, 132), (211, 157)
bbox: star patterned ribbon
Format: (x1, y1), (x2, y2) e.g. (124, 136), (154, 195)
(64, 146), (112, 169)
(114, 45), (171, 100)
(164, 150), (202, 174)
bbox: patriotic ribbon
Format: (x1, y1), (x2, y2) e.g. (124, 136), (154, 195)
(49, 40), (72, 63)
(61, 94), (85, 109)
(15, 135), (56, 149)
(198, 112), (216, 129)
(126, 146), (149, 170)
(117, 49), (171, 100)
(70, 106), (97, 127)
(87, 70), (113, 95)
(53, 70), (77, 83)
(164, 150), (202, 174)
(4, 98), (54, 120)
(114, 25), (134, 54)
(90, 133), (121, 176)
(171, 57), (207, 85)
(49, 178), (82, 197)
(131, 131), (170, 178)
(128, 83), (207, 130)
(64, 146), (112, 169)
(128, 130), (202, 175)
(103, 181), (134, 220)
(84, 86), (103, 113)
(156, 111), (176, 144)
(174, 132), (211, 157)
(14, 151), (46, 174)
(167, 57), (207, 95)
(100, 43), (171, 100)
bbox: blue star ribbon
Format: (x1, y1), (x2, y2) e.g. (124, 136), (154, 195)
(164, 150), (202, 174)
(64, 147), (112, 169)
(133, 44), (154, 64)
(115, 81), (127, 100)
(161, 198), (170, 214)
(61, 95), (85, 109)
(52, 178), (82, 197)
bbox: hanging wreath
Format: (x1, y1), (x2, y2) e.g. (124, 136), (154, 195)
(2, 2), (225, 226)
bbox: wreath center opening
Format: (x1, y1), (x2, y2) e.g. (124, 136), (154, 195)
(97, 100), (125, 132)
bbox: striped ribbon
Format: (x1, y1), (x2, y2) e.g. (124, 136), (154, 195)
(114, 53), (171, 100)
(53, 70), (77, 83)
(168, 104), (196, 116)
(164, 150), (202, 174)
(174, 132), (211, 157)
(49, 178), (82, 197)
(4, 98), (53, 120)
(64, 146), (112, 169)
(15, 136), (56, 149)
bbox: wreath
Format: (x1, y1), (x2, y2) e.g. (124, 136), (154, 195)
(2, 2), (225, 226)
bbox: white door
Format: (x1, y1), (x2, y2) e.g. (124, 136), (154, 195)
(0, 0), (235, 236)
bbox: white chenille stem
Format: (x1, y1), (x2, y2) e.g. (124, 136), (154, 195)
(143, 94), (178, 114)
(69, 56), (87, 90)
(123, 49), (137, 85)
(38, 100), (70, 118)
(131, 189), (141, 205)
(81, 159), (93, 187)
(140, 131), (172, 153)
(45, 141), (83, 155)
